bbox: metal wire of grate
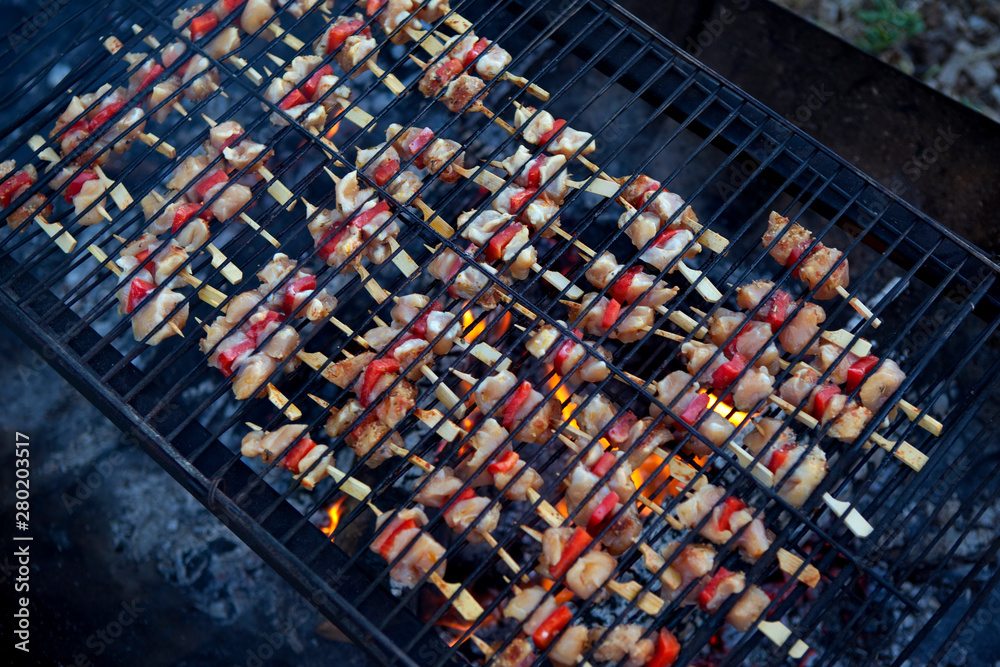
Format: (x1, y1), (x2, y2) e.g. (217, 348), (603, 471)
(1, 0), (999, 666)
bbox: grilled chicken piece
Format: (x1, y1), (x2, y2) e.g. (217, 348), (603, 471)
(675, 484), (724, 529)
(493, 638), (534, 667)
(728, 507), (773, 561)
(827, 403), (872, 442)
(370, 508), (446, 587)
(256, 254), (338, 322)
(567, 293), (653, 343)
(70, 177), (108, 226)
(763, 211), (849, 299)
(762, 211), (812, 265)
(590, 626), (655, 667)
(662, 541), (716, 591)
(241, 424), (308, 463)
(708, 307), (745, 347)
(129, 289), (189, 345)
(780, 367), (819, 407)
(585, 252), (679, 309)
(1, 162), (51, 231)
(492, 456), (543, 502)
(422, 138), (465, 183)
(549, 626), (590, 667)
(240, 0), (277, 35)
(115, 236), (190, 344)
(730, 321), (781, 370)
(474, 370), (517, 414)
(167, 155), (212, 195)
(341, 413), (399, 469)
(499, 146), (570, 200)
(530, 324), (611, 384)
(640, 227), (699, 272)
(727, 585), (771, 632)
(650, 370), (700, 418)
(443, 33), (512, 79)
(504, 585), (556, 633)
(427, 246), (503, 308)
(625, 417), (674, 469)
(859, 358), (906, 414)
(736, 279), (776, 311)
(181, 55), (220, 103)
(204, 180), (252, 222)
(816, 341), (859, 385)
(414, 467), (464, 507)
(456, 418), (508, 483)
(414, 466), (500, 542)
(681, 340), (727, 380)
(730, 366), (774, 412)
(564, 466), (641, 555)
(513, 106), (596, 156)
(205, 26), (240, 59)
(566, 550), (616, 599)
(779, 302), (825, 355)
(458, 209), (514, 246)
(389, 294), (461, 354)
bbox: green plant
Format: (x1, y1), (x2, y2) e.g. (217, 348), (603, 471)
(855, 0), (926, 53)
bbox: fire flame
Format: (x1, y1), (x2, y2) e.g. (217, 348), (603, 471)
(462, 310), (486, 343)
(320, 496), (347, 539)
(325, 121), (340, 140)
(702, 391), (750, 426)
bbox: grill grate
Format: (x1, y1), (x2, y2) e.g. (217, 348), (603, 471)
(2, 0), (1000, 665)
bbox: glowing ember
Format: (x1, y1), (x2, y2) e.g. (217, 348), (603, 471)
(462, 310), (487, 343)
(320, 496), (347, 539)
(631, 453), (684, 513)
(325, 121), (340, 139)
(702, 390), (750, 426)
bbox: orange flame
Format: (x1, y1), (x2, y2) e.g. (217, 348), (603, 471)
(320, 496), (347, 539)
(702, 390), (750, 426)
(631, 453), (684, 516)
(462, 311), (486, 343)
(325, 122), (340, 139)
(437, 618), (475, 647)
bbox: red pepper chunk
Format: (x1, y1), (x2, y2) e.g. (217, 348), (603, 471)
(653, 227), (683, 248)
(647, 628), (680, 667)
(538, 119), (566, 146)
(711, 353), (747, 391)
(763, 290), (792, 329)
(316, 223), (348, 262)
(591, 452), (617, 477)
(279, 88), (308, 111)
(125, 278), (156, 313)
(610, 265), (643, 303)
(172, 202), (207, 232)
(378, 517), (418, 560)
(407, 128), (434, 169)
(435, 59), (464, 85)
(487, 450), (519, 476)
(87, 101), (125, 133)
(723, 323), (755, 359)
(301, 65), (334, 100)
(552, 331), (581, 373)
(698, 567), (732, 611)
(327, 19), (365, 52)
(680, 393), (711, 425)
(64, 171), (99, 203)
(587, 491), (618, 535)
(601, 298), (622, 331)
(245, 311), (284, 346)
(282, 275), (317, 316)
(190, 12), (218, 40)
(411, 301), (441, 338)
(280, 437), (317, 472)
(532, 604), (572, 650)
(549, 528), (591, 580)
(812, 384), (841, 419)
(785, 240), (814, 278)
(366, 0), (386, 16)
(509, 187), (538, 213)
(766, 443), (796, 474)
(222, 0), (246, 12)
(374, 158), (400, 187)
(0, 172), (35, 208)
(606, 410), (637, 445)
(443, 488), (477, 519)
(463, 38), (490, 69)
(717, 496), (746, 532)
(360, 358), (401, 407)
(502, 380), (533, 431)
(195, 170), (228, 199)
(349, 200), (391, 229)
(846, 355), (880, 393)
(486, 222), (523, 262)
(525, 155), (546, 189)
(217, 339), (254, 377)
(137, 63), (165, 92)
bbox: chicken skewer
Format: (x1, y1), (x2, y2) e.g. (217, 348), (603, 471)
(762, 210), (881, 327)
(239, 423), (483, 621)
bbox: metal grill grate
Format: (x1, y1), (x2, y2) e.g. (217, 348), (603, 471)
(2, 0), (1000, 665)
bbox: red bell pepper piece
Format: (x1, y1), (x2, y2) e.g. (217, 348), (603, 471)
(280, 437), (317, 472)
(316, 223), (347, 263)
(552, 330), (582, 372)
(378, 517), (418, 560)
(532, 604), (572, 650)
(172, 202), (208, 232)
(137, 63), (165, 92)
(766, 443), (796, 474)
(190, 12), (218, 40)
(366, 0), (386, 16)
(0, 171), (35, 208)
(486, 222), (523, 262)
(723, 323), (755, 359)
(195, 170), (228, 199)
(63, 171), (99, 203)
(711, 353), (747, 391)
(435, 59), (464, 85)
(601, 298), (622, 331)
(591, 452), (617, 477)
(698, 567), (732, 611)
(610, 265), (643, 303)
(525, 154), (546, 189)
(407, 128), (434, 169)
(245, 311), (283, 346)
(487, 450), (519, 476)
(509, 187), (538, 213)
(222, 0), (246, 12)
(502, 380), (533, 431)
(282, 275), (317, 315)
(606, 410), (637, 446)
(653, 227), (683, 248)
(785, 240), (814, 278)
(279, 88), (309, 111)
(443, 488), (477, 519)
(538, 118), (566, 145)
(763, 290), (792, 329)
(217, 339), (255, 377)
(349, 200), (391, 229)
(360, 357), (401, 407)
(327, 19), (366, 52)
(647, 628), (680, 667)
(462, 37), (490, 69)
(717, 496), (746, 532)
(812, 384), (841, 419)
(125, 278), (156, 313)
(374, 158), (400, 187)
(301, 64), (334, 100)
(586, 491), (618, 534)
(548, 528), (591, 580)
(846, 355), (880, 393)
(411, 301), (442, 338)
(133, 248), (152, 265)
(679, 392), (711, 425)
(87, 100), (125, 133)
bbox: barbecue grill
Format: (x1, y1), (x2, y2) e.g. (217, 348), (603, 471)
(2, 0), (999, 665)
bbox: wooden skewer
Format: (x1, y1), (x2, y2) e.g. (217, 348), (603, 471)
(836, 285), (882, 328)
(33, 216), (77, 253)
(485, 159), (620, 198)
(404, 27), (550, 101)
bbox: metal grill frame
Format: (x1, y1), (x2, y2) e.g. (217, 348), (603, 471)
(2, 0), (1000, 666)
